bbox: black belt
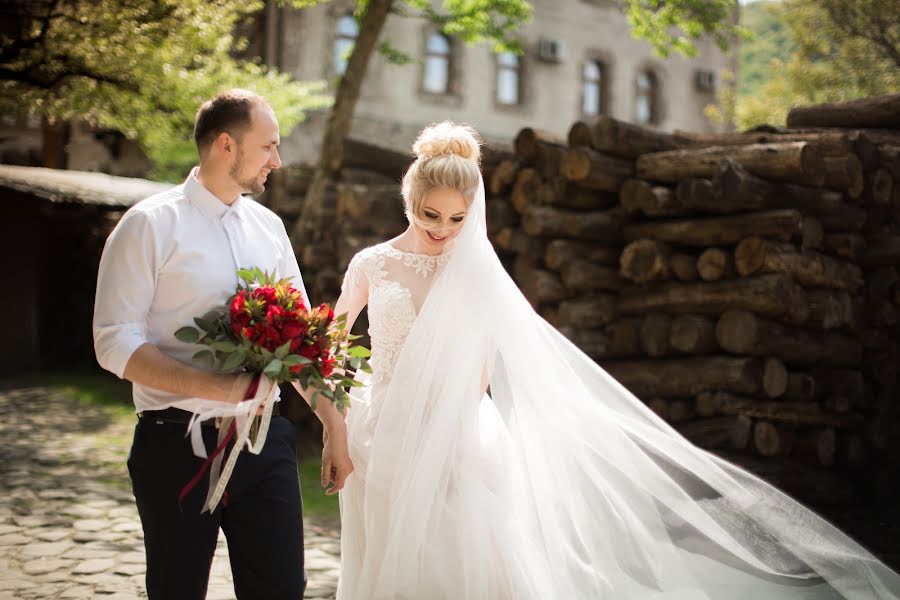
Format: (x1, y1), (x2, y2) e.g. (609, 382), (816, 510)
(138, 405), (279, 427)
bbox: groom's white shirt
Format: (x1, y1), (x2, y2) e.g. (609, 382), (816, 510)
(93, 167), (308, 414)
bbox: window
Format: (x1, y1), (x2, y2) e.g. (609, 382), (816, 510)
(496, 52), (521, 105)
(423, 33), (451, 94)
(334, 14), (358, 75)
(635, 70), (659, 125)
(582, 60), (605, 116)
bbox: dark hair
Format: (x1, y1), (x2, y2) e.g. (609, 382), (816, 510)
(193, 89), (267, 154)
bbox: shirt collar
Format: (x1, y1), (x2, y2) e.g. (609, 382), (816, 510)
(184, 167), (247, 221)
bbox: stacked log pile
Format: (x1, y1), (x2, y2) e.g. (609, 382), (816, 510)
(494, 94), (900, 503)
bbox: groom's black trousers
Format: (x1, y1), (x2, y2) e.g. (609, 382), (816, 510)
(127, 413), (306, 599)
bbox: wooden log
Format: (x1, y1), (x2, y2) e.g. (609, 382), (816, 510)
(623, 209), (803, 247)
(863, 168), (894, 205)
(514, 128), (566, 164)
(561, 260), (624, 293)
(714, 160), (866, 232)
(697, 248), (735, 282)
(513, 254), (541, 284)
(544, 240), (620, 271)
(783, 372), (826, 403)
(677, 129), (871, 158)
(520, 268), (570, 304)
(537, 178), (618, 210)
(786, 93), (900, 129)
(619, 274), (809, 325)
(668, 400), (695, 423)
(560, 147), (634, 192)
(862, 234), (900, 267)
(792, 428), (837, 467)
(837, 434), (867, 469)
(494, 226), (544, 258)
(489, 158), (520, 195)
(558, 326), (613, 359)
(734, 237), (864, 291)
(602, 356), (788, 399)
(648, 398), (670, 420)
(806, 289), (864, 331)
(676, 178), (717, 213)
(619, 239), (672, 284)
(485, 198), (518, 236)
(676, 416), (753, 450)
(670, 253), (700, 282)
(510, 168), (541, 214)
(867, 266), (898, 306)
(669, 315), (718, 354)
(522, 205), (625, 241)
(605, 318), (643, 357)
(590, 116), (684, 159)
(823, 233), (865, 262)
(636, 142), (826, 185)
(557, 294), (618, 328)
(696, 392), (862, 429)
(619, 179), (681, 217)
(535, 144), (566, 180)
(567, 121), (594, 148)
(823, 154), (864, 199)
(639, 313), (673, 357)
(800, 217), (824, 251)
(754, 421), (795, 457)
(715, 309), (862, 367)
(829, 369), (866, 412)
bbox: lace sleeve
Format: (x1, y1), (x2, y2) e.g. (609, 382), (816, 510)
(335, 250), (371, 333)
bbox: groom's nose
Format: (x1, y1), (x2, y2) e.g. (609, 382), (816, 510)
(269, 148), (282, 169)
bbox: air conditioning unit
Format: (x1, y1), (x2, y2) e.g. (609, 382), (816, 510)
(537, 38), (565, 63)
(695, 69), (717, 92)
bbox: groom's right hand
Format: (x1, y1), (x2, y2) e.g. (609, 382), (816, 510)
(321, 423), (354, 496)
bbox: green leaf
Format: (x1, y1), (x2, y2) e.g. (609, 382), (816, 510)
(275, 340), (292, 359)
(348, 346), (372, 358)
(238, 269), (256, 285)
(350, 356), (361, 370)
(263, 359), (283, 378)
(210, 340), (238, 352)
(192, 350), (215, 368)
(283, 354), (312, 367)
(175, 326), (200, 344)
(222, 348), (247, 370)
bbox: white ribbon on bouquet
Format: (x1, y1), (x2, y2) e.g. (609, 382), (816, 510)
(184, 373), (279, 513)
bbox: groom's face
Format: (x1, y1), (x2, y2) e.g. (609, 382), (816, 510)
(229, 105), (282, 195)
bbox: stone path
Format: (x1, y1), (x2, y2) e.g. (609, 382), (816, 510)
(0, 383), (340, 599)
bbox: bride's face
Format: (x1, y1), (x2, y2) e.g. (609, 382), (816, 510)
(412, 187), (468, 252)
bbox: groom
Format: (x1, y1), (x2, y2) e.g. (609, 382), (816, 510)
(93, 89), (352, 599)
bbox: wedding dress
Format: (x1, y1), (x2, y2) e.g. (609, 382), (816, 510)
(334, 175), (900, 599)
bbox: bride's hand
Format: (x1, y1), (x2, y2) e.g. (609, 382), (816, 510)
(321, 423), (353, 496)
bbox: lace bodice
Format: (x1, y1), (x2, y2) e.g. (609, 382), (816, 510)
(341, 243), (450, 386)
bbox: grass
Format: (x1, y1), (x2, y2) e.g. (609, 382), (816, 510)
(298, 458), (341, 520)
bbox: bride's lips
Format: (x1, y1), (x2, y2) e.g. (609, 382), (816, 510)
(427, 230), (447, 242)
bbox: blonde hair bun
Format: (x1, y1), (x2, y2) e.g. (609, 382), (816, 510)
(413, 122), (481, 164)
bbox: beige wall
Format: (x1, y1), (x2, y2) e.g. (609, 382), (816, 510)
(277, 0), (736, 165)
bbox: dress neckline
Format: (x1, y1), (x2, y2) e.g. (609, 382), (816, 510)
(382, 242), (447, 261)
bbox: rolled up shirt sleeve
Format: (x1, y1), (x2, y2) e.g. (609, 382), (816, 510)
(93, 209), (158, 378)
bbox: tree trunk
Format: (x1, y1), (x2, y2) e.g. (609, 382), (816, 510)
(786, 93), (900, 129)
(715, 309), (862, 367)
(734, 237), (864, 291)
(618, 274), (809, 325)
(619, 239), (672, 284)
(623, 209), (803, 247)
(292, 0), (394, 241)
(522, 205), (625, 241)
(590, 115), (685, 158)
(544, 240), (620, 271)
(669, 315), (718, 354)
(697, 248), (735, 281)
(602, 356), (787, 399)
(676, 129), (874, 159)
(560, 147), (634, 192)
(636, 142), (826, 185)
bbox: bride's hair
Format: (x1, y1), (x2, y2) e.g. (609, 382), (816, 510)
(401, 122), (482, 219)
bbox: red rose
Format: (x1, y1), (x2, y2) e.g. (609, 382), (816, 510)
(298, 342), (319, 360)
(281, 319), (308, 345)
(253, 286), (277, 305)
(320, 353), (336, 377)
(266, 304), (285, 325)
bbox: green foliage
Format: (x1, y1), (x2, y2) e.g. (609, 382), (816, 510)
(619, 0), (745, 57)
(737, 1), (796, 96)
(1, 0), (330, 182)
(732, 0), (900, 129)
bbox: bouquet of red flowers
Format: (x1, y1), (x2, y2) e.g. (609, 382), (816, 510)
(175, 267), (370, 412)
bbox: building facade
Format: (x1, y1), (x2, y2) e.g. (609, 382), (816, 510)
(269, 0), (737, 164)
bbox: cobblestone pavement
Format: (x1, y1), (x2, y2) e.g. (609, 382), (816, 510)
(0, 383), (340, 600)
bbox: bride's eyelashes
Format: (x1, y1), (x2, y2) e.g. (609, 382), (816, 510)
(422, 210), (464, 224)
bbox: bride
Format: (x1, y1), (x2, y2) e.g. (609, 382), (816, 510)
(329, 121), (900, 599)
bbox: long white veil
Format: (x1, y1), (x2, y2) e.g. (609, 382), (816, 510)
(350, 174), (900, 599)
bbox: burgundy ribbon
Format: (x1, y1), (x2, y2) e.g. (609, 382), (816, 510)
(178, 375), (260, 511)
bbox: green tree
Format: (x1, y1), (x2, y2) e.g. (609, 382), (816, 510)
(295, 0), (745, 239)
(0, 0), (330, 181)
(734, 0), (899, 129)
